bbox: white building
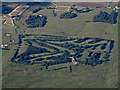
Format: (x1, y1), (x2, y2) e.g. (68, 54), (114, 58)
(39, 15), (43, 17)
(6, 33), (11, 37)
(0, 45), (5, 48)
(114, 6), (120, 10)
(107, 7), (111, 9)
(0, 44), (8, 49)
(4, 44), (8, 47)
(69, 57), (78, 65)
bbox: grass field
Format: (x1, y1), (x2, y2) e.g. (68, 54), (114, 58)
(2, 2), (118, 88)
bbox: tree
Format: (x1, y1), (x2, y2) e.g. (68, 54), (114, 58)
(60, 12), (77, 19)
(25, 15), (47, 28)
(93, 11), (118, 24)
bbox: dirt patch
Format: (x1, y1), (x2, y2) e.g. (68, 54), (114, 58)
(77, 2), (108, 7)
(7, 4), (19, 8)
(55, 5), (70, 12)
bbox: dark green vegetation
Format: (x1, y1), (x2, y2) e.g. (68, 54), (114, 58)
(1, 2), (19, 15)
(71, 7), (93, 13)
(2, 2), (118, 88)
(25, 15), (47, 28)
(33, 8), (42, 13)
(60, 7), (93, 19)
(93, 11), (118, 24)
(2, 5), (15, 14)
(60, 12), (77, 19)
(26, 2), (51, 7)
(11, 34), (114, 68)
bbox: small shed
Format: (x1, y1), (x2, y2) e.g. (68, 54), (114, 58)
(5, 33), (11, 37)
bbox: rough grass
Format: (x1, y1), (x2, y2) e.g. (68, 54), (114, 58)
(2, 2), (118, 88)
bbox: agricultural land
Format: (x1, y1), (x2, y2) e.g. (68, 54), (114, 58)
(1, 2), (119, 88)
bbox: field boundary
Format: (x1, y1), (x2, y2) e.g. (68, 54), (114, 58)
(8, 4), (29, 17)
(55, 5), (70, 12)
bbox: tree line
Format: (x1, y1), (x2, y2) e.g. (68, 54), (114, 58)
(33, 8), (42, 13)
(60, 12), (77, 19)
(93, 11), (118, 24)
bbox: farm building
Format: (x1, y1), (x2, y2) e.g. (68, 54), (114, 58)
(5, 33), (11, 37)
(113, 6), (120, 10)
(39, 15), (43, 17)
(115, 6), (120, 9)
(0, 44), (8, 49)
(69, 57), (78, 65)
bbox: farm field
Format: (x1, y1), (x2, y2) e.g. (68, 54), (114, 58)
(2, 2), (119, 88)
